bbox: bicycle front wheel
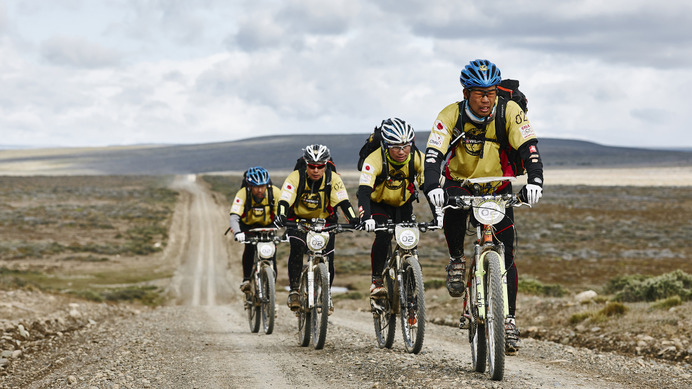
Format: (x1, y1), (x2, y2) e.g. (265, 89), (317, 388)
(399, 256), (425, 354)
(297, 267), (311, 347)
(260, 266), (276, 335)
(311, 262), (330, 350)
(373, 274), (396, 349)
(485, 251), (506, 381)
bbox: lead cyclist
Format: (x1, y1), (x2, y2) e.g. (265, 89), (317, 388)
(423, 59), (545, 354)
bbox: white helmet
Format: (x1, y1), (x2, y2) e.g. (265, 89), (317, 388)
(302, 144), (331, 164)
(380, 118), (415, 145)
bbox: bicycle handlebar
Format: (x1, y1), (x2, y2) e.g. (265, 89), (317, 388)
(370, 221), (441, 233)
(240, 227), (289, 244)
(283, 219), (356, 233)
(441, 193), (528, 211)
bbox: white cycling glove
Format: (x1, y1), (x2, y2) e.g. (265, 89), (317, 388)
(428, 188), (444, 208)
(435, 208), (444, 228)
(524, 184), (543, 205)
(234, 232), (246, 242)
(364, 219), (376, 232)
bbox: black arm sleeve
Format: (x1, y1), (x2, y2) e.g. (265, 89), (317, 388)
(336, 200), (358, 224)
(277, 200), (290, 217)
(423, 147), (445, 194)
(356, 185), (374, 220)
(518, 139), (544, 187)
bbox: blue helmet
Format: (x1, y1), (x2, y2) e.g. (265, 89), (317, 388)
(245, 166), (270, 186)
(459, 59), (501, 88)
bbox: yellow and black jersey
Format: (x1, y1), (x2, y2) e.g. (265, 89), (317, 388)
(230, 186), (281, 226)
(358, 148), (424, 207)
(427, 98), (537, 184)
(279, 169), (350, 220)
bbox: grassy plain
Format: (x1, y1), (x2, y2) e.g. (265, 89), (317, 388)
(0, 175), (178, 305)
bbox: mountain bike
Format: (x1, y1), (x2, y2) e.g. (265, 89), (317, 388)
(441, 177), (529, 381)
(286, 218), (353, 350)
(242, 227), (287, 335)
(369, 217), (439, 354)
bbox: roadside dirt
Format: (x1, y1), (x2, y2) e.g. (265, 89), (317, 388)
(1, 175), (691, 388)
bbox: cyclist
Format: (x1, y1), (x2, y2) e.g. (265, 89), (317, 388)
(357, 118), (433, 297)
(423, 59), (544, 354)
(229, 166), (281, 294)
(275, 144), (358, 312)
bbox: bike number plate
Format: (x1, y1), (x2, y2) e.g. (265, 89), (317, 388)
(472, 199), (506, 226)
(307, 231), (330, 251)
(395, 225), (419, 250)
(257, 242), (275, 259)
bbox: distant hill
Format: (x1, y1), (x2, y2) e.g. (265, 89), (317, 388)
(1, 134), (691, 175)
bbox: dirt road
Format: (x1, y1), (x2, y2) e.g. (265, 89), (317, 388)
(6, 176), (690, 388)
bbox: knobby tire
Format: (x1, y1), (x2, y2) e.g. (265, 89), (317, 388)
(297, 267), (311, 347)
(399, 256), (425, 354)
(247, 281), (261, 333)
(373, 272), (396, 349)
(311, 262), (330, 350)
(260, 265), (276, 335)
(485, 251), (506, 381)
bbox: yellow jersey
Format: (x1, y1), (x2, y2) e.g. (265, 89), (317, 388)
(279, 169), (350, 220)
(427, 99), (536, 182)
(359, 148), (424, 207)
(229, 186), (281, 226)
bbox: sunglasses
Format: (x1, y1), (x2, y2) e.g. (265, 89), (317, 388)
(307, 163), (326, 169)
(469, 88), (497, 99)
(387, 142), (412, 151)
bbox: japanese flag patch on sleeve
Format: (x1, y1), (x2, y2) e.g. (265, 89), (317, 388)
(230, 197), (243, 214)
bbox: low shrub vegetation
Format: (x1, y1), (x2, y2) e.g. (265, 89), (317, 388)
(606, 270), (692, 302)
(518, 277), (568, 297)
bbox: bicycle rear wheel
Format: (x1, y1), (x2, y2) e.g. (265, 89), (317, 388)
(485, 251), (506, 381)
(399, 256), (425, 354)
(373, 274), (396, 349)
(297, 268), (311, 347)
(311, 262), (330, 350)
(247, 282), (260, 333)
(260, 265), (276, 335)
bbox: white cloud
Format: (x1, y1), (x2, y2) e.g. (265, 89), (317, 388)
(0, 0), (691, 148)
(40, 35), (121, 68)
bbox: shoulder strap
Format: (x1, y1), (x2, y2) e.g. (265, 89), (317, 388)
(323, 167), (333, 212)
(448, 101), (467, 153)
(267, 183), (275, 218)
(296, 167), (306, 205)
(242, 186), (251, 222)
(494, 97), (510, 150)
(373, 146), (388, 186)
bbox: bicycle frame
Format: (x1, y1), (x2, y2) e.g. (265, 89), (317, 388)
(469, 218), (511, 323)
(304, 229), (331, 310)
(245, 228), (283, 300)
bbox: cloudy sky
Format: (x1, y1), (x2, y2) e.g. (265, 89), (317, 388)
(1, 0), (691, 149)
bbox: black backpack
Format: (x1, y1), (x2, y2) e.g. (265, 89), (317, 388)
(240, 169), (275, 221)
(293, 157), (337, 213)
(356, 127), (419, 200)
(451, 79), (528, 176)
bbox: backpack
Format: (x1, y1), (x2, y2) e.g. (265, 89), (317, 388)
(293, 157), (337, 213)
(356, 127), (419, 201)
(451, 79), (528, 176)
(240, 169), (275, 221)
